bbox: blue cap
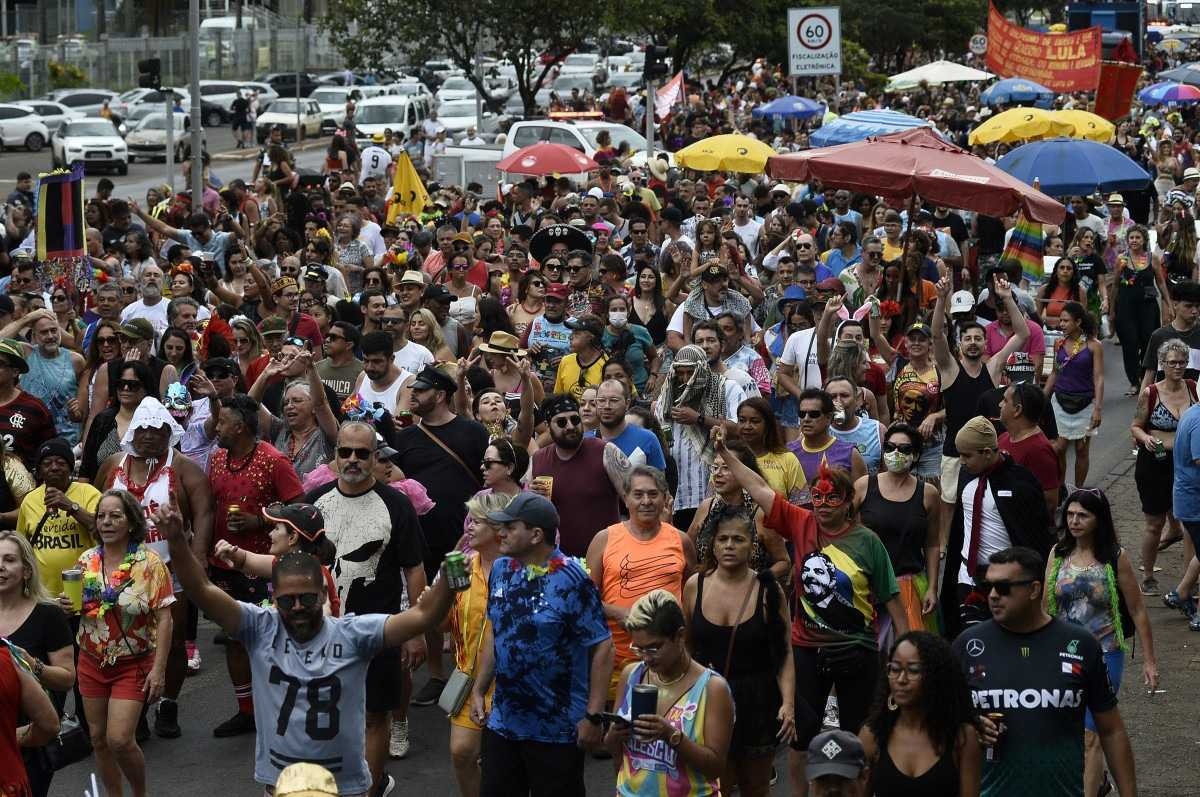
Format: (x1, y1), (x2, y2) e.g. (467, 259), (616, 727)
(486, 491), (559, 532)
(777, 284), (808, 313)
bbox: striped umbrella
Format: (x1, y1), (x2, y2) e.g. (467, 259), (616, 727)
(1137, 81), (1200, 106)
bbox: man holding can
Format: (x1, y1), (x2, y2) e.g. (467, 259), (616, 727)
(470, 491), (613, 795)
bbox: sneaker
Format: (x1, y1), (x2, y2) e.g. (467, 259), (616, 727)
(186, 641), (201, 674)
(154, 698), (181, 739)
(136, 711), (150, 743)
(411, 677), (446, 707)
(1190, 613), (1200, 632)
(823, 695), (840, 729)
(1140, 577), (1160, 596)
(769, 766), (778, 786)
(375, 774), (396, 797)
(212, 710), (256, 738)
(1162, 590), (1197, 618)
(388, 719), (410, 759)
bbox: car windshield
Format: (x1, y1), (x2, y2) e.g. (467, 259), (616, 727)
(391, 84), (422, 95)
(63, 121), (117, 136)
(442, 78), (473, 91)
(268, 99), (302, 114)
(439, 100), (476, 117)
(136, 114), (183, 131)
(118, 90), (142, 103)
(579, 126), (646, 151)
(311, 89), (348, 104)
(355, 103), (404, 124)
(610, 74), (641, 86)
(564, 55), (595, 66)
(553, 76), (592, 92)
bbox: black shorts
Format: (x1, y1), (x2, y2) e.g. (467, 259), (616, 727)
(1135, 446), (1174, 516)
(480, 728), (585, 797)
(365, 648), (404, 713)
(209, 566), (270, 605)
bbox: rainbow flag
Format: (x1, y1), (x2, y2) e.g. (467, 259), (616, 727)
(36, 164), (85, 261)
(1001, 213), (1044, 288)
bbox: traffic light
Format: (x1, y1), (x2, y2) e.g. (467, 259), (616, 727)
(138, 58), (161, 90)
(643, 45), (670, 81)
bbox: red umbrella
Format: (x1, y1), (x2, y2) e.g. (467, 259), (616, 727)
(769, 127), (1064, 224)
(496, 142), (600, 176)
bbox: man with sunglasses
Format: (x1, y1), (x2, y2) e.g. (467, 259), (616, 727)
(944, 416), (1051, 639)
(308, 421), (428, 788)
(838, 235), (885, 310)
(525, 283), (573, 392)
(316, 322), (363, 404)
(786, 388), (866, 505)
(259, 276), (324, 350)
(952, 546), (1137, 797)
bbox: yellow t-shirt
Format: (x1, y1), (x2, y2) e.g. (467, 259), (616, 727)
(757, 450), (806, 504)
(882, 239), (904, 262)
(553, 352), (608, 401)
(17, 482), (102, 596)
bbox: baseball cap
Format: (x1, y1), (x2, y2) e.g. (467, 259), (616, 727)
(545, 283), (570, 300)
(201, 357), (239, 377)
(422, 284), (453, 304)
(35, 437), (75, 471)
(566, 314), (604, 339)
(274, 762), (339, 797)
(701, 264), (729, 282)
(338, 182), (356, 194)
(806, 729), (866, 780)
(118, 318), (155, 341)
(260, 316), (288, 337)
(950, 290), (975, 314)
(905, 321), (933, 338)
(262, 502), (326, 543)
(409, 364), (457, 394)
(0, 340), (27, 373)
(486, 491), (559, 531)
(302, 265), (328, 282)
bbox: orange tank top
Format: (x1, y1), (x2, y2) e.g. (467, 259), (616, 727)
(600, 522), (688, 662)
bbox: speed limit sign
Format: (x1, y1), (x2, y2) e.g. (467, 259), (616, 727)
(788, 7), (841, 77)
(969, 34), (988, 55)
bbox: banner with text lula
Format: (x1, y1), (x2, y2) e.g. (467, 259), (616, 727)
(986, 3), (1101, 92)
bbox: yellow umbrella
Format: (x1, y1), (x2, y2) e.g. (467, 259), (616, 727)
(675, 133), (776, 173)
(968, 107), (1073, 146)
(1159, 38), (1187, 53)
(1049, 109), (1115, 143)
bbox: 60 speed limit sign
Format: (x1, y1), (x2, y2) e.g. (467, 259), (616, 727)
(788, 7), (841, 77)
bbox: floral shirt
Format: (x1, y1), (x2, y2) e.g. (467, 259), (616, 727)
(76, 545), (175, 666)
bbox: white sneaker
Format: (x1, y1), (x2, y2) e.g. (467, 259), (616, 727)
(388, 719), (410, 759)
(378, 773), (396, 797)
(186, 642), (201, 674)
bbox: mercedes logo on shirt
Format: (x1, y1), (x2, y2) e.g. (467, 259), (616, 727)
(965, 639), (986, 657)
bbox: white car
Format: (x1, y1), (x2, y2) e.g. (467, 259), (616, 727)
(352, 95), (432, 145)
(0, 104), (51, 151)
(559, 52), (606, 86)
(435, 76), (477, 103)
(310, 86), (354, 130)
(39, 89), (128, 121)
(503, 119), (647, 161)
(436, 99), (494, 139)
(198, 80), (278, 111)
(17, 100), (83, 134)
(381, 81), (431, 99)
(50, 118), (127, 173)
(255, 98), (323, 143)
(125, 112), (205, 162)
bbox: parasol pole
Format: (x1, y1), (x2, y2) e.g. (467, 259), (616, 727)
(900, 194), (917, 270)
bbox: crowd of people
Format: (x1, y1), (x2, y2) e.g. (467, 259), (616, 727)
(3, 39), (1200, 797)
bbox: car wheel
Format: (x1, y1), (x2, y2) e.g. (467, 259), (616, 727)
(116, 161), (128, 176)
(25, 132), (44, 152)
(206, 110), (223, 127)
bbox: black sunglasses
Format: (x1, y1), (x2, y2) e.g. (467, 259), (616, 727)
(276, 593), (320, 611)
(325, 333), (346, 342)
(382, 316), (408, 326)
(337, 446), (373, 460)
(121, 286), (138, 294)
(117, 379), (145, 392)
(978, 579), (1036, 596)
(798, 409), (825, 419)
(553, 414), (582, 429)
(883, 442), (914, 454)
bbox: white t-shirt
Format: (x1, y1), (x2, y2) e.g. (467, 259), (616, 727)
(777, 327), (823, 393)
(120, 299), (171, 339)
(392, 340), (434, 374)
(733, 217), (763, 259)
(459, 135), (486, 146)
(667, 303), (762, 337)
(358, 146), (392, 183)
(422, 118), (445, 138)
(359, 220), (387, 258)
(957, 479), (1011, 585)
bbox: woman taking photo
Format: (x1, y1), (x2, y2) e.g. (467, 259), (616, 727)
(506, 271), (546, 340)
(859, 631), (980, 797)
(736, 397), (804, 503)
(445, 491), (509, 796)
(604, 590), (734, 796)
(1110, 224), (1169, 397)
(683, 511), (795, 797)
(1045, 488), (1158, 797)
(61, 489), (173, 797)
(631, 263), (673, 346)
(0, 531), (76, 797)
(714, 437), (907, 793)
(1044, 301), (1105, 486)
(686, 437), (791, 583)
(1130, 338), (1196, 596)
(80, 362), (158, 482)
(853, 422), (942, 637)
(1038, 258), (1087, 330)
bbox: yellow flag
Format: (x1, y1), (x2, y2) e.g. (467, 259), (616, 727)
(387, 152), (430, 224)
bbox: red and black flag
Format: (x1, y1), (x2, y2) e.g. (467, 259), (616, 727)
(36, 162), (85, 260)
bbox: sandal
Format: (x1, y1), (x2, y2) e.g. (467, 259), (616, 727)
(1158, 534), (1185, 552)
(1125, 386), (1139, 397)
(1164, 590), (1198, 619)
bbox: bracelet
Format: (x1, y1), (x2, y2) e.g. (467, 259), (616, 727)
(32, 658), (44, 680)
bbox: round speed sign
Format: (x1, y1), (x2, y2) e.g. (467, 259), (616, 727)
(969, 34), (988, 55)
(796, 13), (834, 51)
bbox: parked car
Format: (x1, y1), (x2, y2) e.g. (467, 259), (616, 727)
(38, 89), (128, 122)
(0, 104), (51, 151)
(502, 119), (646, 160)
(121, 88), (232, 128)
(381, 80), (432, 99)
(419, 59), (459, 90)
(197, 80), (278, 111)
(437, 99), (497, 139)
(255, 97), (323, 142)
(310, 86), (355, 132)
(352, 95), (433, 146)
(435, 76), (477, 104)
(559, 53), (607, 87)
(254, 72), (321, 98)
(125, 112), (205, 162)
(50, 117), (127, 173)
(17, 100), (83, 134)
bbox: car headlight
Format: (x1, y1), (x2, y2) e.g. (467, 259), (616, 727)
(68, 146), (82, 151)
(114, 144), (126, 151)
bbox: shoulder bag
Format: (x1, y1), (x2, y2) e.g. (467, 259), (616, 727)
(417, 422), (483, 487)
(438, 570), (489, 716)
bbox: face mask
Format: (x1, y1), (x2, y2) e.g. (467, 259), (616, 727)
(883, 450), (914, 474)
(609, 311), (628, 328)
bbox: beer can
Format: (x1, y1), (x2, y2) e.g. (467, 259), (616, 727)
(984, 712), (1005, 762)
(444, 552), (471, 592)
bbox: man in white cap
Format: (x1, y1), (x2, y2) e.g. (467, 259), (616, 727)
(94, 396), (214, 739)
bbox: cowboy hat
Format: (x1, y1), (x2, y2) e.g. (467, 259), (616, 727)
(528, 223), (593, 262)
(477, 330), (528, 358)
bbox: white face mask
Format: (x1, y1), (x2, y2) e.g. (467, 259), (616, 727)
(882, 450), (914, 474)
(608, 311), (628, 328)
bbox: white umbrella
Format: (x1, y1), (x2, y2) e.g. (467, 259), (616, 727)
(887, 60), (994, 91)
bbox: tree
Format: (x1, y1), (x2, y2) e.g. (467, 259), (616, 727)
(322, 0), (602, 115)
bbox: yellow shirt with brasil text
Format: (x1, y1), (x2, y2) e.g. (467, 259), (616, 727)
(17, 482), (102, 596)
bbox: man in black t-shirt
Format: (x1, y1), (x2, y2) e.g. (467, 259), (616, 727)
(1140, 280), (1200, 389)
(953, 547), (1136, 797)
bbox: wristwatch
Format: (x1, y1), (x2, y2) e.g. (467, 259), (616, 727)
(69, 502), (80, 514)
(585, 712), (604, 726)
(667, 728), (683, 748)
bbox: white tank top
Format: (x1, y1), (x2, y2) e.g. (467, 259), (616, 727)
(108, 449), (176, 565)
(357, 372), (408, 415)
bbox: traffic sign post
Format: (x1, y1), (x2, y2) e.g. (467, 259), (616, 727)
(788, 7), (841, 77)
(970, 34), (988, 55)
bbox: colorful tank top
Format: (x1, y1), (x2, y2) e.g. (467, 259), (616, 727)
(786, 437), (855, 505)
(1052, 558), (1119, 653)
(617, 663), (719, 797)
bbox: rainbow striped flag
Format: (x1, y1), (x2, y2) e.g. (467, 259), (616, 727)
(36, 164), (85, 261)
(1001, 213), (1044, 288)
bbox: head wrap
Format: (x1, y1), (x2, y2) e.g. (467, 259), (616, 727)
(654, 345), (728, 462)
(955, 415), (998, 453)
(121, 397), (184, 455)
(540, 394), (580, 420)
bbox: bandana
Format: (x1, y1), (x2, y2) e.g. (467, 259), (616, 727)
(541, 394), (580, 420)
(121, 397), (184, 455)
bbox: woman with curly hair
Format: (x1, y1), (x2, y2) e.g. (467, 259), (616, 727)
(859, 630), (980, 796)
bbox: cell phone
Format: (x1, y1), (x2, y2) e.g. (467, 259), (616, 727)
(600, 712), (630, 727)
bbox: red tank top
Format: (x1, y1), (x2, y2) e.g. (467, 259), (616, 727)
(531, 437), (621, 557)
(0, 646), (31, 796)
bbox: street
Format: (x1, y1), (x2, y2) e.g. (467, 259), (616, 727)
(45, 344), (1197, 796)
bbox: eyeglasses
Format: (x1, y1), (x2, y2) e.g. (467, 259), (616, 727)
(337, 446), (373, 460)
(629, 642), (664, 657)
(117, 379), (145, 392)
(553, 414), (582, 429)
(883, 442), (914, 454)
(280, 291), (299, 300)
(481, 459), (506, 468)
(811, 490), (846, 507)
(798, 409), (825, 419)
(1164, 360), (1189, 368)
(275, 593), (320, 611)
(886, 663), (924, 678)
(978, 579), (1036, 596)
(382, 316), (408, 326)
(325, 333), (346, 342)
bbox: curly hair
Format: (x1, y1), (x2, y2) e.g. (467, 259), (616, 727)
(98, 489), (150, 544)
(865, 631), (975, 757)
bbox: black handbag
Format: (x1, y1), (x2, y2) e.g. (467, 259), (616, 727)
(43, 713), (92, 771)
(1055, 391), (1092, 414)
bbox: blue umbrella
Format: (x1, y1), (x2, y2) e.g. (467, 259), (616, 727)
(994, 137), (1151, 197)
(809, 109), (934, 147)
(1158, 62), (1200, 87)
(1137, 80), (1200, 105)
(751, 95), (824, 120)
(980, 77), (1055, 108)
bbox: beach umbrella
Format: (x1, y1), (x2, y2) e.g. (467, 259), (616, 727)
(810, 109), (934, 148)
(994, 137), (1151, 197)
(980, 77), (1055, 108)
(675, 133), (775, 173)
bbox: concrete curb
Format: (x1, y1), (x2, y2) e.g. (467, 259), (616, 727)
(210, 137), (329, 162)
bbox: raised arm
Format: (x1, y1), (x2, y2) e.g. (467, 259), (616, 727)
(129, 198), (185, 243)
(153, 493), (243, 635)
(815, 296), (842, 367)
(382, 563), (454, 648)
(931, 276), (958, 379)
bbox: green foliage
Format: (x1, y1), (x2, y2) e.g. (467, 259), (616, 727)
(48, 61), (87, 89)
(0, 72), (26, 100)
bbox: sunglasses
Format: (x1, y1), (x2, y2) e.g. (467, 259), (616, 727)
(117, 379), (145, 392)
(382, 316), (408, 326)
(450, 264), (471, 271)
(275, 592), (320, 611)
(481, 459), (506, 468)
(337, 446), (373, 460)
(798, 409), (825, 419)
(122, 286), (138, 294)
(96, 336), (119, 346)
(865, 251), (883, 259)
(978, 579), (1036, 596)
(810, 491), (846, 507)
(283, 336), (306, 348)
(883, 442), (914, 454)
(52, 294), (68, 302)
(325, 333), (346, 342)
(553, 414), (582, 429)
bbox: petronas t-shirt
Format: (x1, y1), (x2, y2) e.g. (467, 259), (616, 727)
(953, 617), (1116, 797)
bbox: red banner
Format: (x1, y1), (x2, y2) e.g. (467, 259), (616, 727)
(1095, 61), (1144, 121)
(986, 4), (1102, 92)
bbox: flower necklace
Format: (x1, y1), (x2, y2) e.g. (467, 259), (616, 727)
(81, 542), (141, 618)
(509, 552), (587, 581)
